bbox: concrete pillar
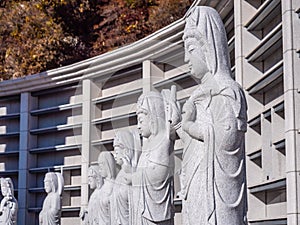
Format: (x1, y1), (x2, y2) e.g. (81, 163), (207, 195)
(81, 79), (92, 219)
(18, 92), (37, 225)
(282, 1), (300, 225)
(142, 60), (164, 93)
(233, 0), (244, 86)
(80, 78), (103, 224)
(143, 60), (152, 93)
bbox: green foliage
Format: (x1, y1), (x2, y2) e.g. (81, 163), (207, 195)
(0, 0), (192, 80)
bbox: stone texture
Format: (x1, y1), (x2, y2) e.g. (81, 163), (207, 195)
(39, 172), (64, 225)
(0, 178), (18, 225)
(171, 6), (248, 225)
(111, 130), (141, 225)
(80, 165), (103, 225)
(131, 90), (175, 225)
(96, 151), (116, 225)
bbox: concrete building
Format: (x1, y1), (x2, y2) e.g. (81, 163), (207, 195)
(0, 0), (299, 224)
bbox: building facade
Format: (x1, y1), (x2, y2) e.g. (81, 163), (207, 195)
(0, 0), (299, 224)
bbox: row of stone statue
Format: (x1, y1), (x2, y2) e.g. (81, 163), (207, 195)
(0, 6), (248, 225)
(0, 174), (64, 225)
(81, 127), (172, 225)
(79, 6), (248, 225)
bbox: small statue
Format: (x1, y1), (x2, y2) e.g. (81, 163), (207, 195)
(97, 151), (117, 225)
(39, 172), (64, 225)
(131, 90), (175, 225)
(111, 130), (141, 225)
(0, 178), (18, 225)
(169, 6), (248, 225)
(80, 165), (104, 225)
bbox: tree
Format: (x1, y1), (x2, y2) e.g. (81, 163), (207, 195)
(0, 0), (192, 80)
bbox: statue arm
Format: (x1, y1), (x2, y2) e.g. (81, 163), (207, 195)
(0, 196), (15, 216)
(8, 200), (17, 217)
(182, 121), (205, 141)
(121, 158), (134, 184)
(79, 208), (88, 223)
(0, 197), (8, 213)
(175, 123), (190, 143)
(181, 100), (205, 141)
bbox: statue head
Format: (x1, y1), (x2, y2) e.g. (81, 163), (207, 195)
(0, 178), (14, 197)
(113, 130), (134, 166)
(183, 6), (233, 84)
(97, 151), (117, 180)
(136, 91), (166, 138)
(88, 165), (103, 190)
(44, 172), (58, 194)
(113, 130), (141, 168)
(44, 172), (64, 195)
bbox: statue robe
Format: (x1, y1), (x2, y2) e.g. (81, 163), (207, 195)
(132, 134), (174, 225)
(180, 77), (247, 225)
(84, 188), (103, 225)
(39, 193), (61, 225)
(0, 197), (17, 225)
(111, 170), (131, 225)
(98, 180), (114, 225)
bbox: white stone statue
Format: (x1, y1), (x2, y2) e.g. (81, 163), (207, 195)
(97, 151), (117, 225)
(111, 130), (141, 225)
(80, 165), (104, 225)
(169, 6), (248, 225)
(0, 178), (18, 225)
(131, 91), (175, 225)
(39, 172), (64, 225)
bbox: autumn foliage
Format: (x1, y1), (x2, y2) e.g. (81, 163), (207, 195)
(0, 0), (192, 80)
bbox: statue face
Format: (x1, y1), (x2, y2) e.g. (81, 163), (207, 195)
(98, 160), (108, 178)
(44, 175), (52, 193)
(184, 38), (209, 80)
(114, 146), (125, 166)
(137, 113), (151, 138)
(88, 173), (97, 190)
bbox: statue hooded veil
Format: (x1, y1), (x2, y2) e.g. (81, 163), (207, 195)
(180, 6), (247, 225)
(84, 165), (103, 225)
(97, 151), (116, 225)
(111, 130), (141, 225)
(132, 91), (174, 225)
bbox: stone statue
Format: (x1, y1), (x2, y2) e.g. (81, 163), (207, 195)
(39, 172), (64, 225)
(80, 165), (104, 225)
(131, 90), (175, 225)
(97, 151), (117, 225)
(0, 178), (18, 225)
(169, 6), (248, 225)
(111, 130), (141, 225)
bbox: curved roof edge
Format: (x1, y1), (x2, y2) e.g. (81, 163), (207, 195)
(0, 18), (187, 96)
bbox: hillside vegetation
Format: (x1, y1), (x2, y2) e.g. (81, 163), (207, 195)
(0, 0), (192, 80)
